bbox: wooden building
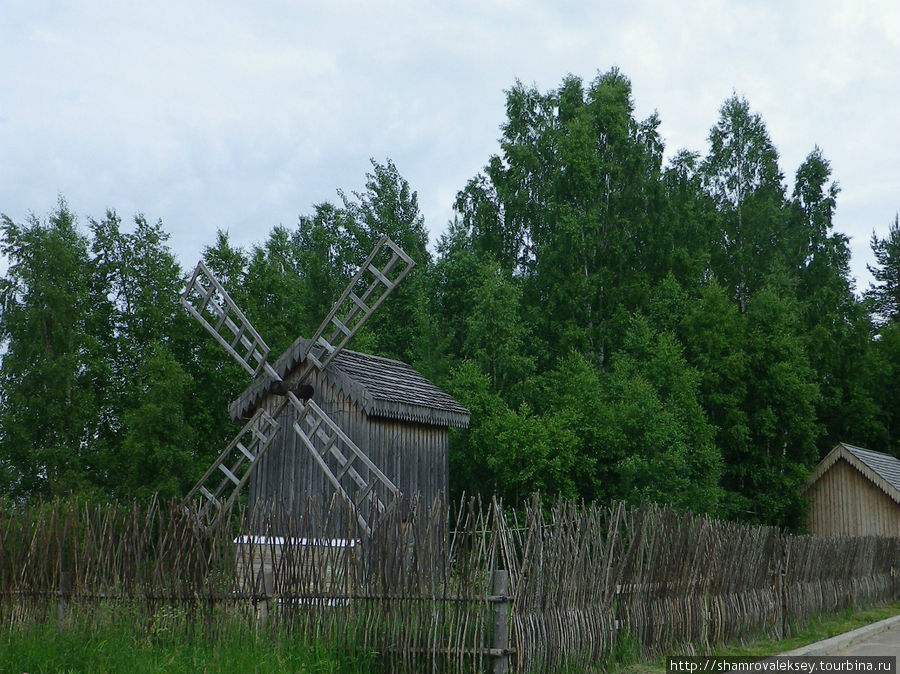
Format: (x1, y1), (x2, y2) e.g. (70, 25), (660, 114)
(230, 337), (470, 532)
(804, 442), (900, 537)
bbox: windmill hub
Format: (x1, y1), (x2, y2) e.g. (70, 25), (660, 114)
(267, 380), (314, 401)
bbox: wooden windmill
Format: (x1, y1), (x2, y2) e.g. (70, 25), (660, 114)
(179, 236), (416, 535)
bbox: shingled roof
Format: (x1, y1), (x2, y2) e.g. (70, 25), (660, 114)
(808, 442), (900, 505)
(229, 336), (470, 429)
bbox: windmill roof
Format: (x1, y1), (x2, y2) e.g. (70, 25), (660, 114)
(229, 336), (470, 429)
(807, 442), (900, 505)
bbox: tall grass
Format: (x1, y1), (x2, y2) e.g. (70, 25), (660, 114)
(0, 607), (377, 674)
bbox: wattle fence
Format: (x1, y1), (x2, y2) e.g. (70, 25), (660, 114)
(1, 495), (897, 672)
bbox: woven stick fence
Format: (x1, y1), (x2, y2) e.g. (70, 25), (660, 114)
(1, 495), (897, 672)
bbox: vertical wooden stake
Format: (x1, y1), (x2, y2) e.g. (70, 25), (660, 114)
(492, 569), (510, 674)
(57, 571), (72, 623)
(781, 539), (790, 640)
(257, 568), (274, 625)
(774, 535), (789, 640)
(893, 539), (900, 600)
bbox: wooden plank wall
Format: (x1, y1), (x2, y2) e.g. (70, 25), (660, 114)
(806, 459), (900, 537)
(248, 368), (449, 534)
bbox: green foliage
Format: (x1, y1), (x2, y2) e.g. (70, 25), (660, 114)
(787, 151), (883, 451)
(652, 277), (820, 526)
(701, 95), (787, 311)
(294, 202), (361, 328)
(89, 211), (196, 496)
(448, 315), (721, 512)
(346, 159), (433, 367)
(0, 160), (439, 502)
(605, 318), (722, 512)
(0, 199), (99, 497)
(446, 359), (578, 504)
(738, 285), (820, 527)
(242, 226), (311, 355)
(445, 360), (503, 498)
(455, 69), (667, 365)
(430, 218), (486, 373)
(537, 320), (722, 512)
(871, 322), (900, 444)
(120, 344), (195, 500)
(866, 214), (900, 326)
(463, 261), (534, 398)
(439, 72), (897, 526)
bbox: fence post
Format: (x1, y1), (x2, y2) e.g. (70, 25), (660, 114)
(894, 539), (900, 601)
(779, 536), (789, 640)
(492, 569), (510, 674)
(57, 570), (72, 623)
(257, 568), (275, 626)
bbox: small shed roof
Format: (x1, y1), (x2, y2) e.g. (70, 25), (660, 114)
(230, 336), (470, 429)
(807, 442), (900, 505)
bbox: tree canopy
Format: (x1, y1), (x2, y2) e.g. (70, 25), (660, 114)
(1, 73), (898, 532)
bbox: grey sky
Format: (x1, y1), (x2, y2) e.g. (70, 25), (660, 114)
(1, 0), (897, 290)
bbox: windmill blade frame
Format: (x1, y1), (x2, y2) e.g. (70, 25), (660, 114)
(181, 260), (274, 379)
(182, 403), (284, 519)
(301, 235), (414, 374)
(287, 396), (400, 534)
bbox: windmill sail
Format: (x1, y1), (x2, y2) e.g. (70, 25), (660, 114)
(183, 404), (283, 519)
(181, 261), (273, 378)
(288, 396), (399, 534)
(302, 236), (414, 373)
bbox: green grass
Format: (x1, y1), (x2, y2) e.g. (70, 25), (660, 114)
(715, 602), (900, 657)
(0, 611), (377, 674)
(6, 602), (900, 673)
(606, 602), (900, 673)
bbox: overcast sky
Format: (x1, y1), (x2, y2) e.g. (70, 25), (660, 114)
(1, 0), (898, 291)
